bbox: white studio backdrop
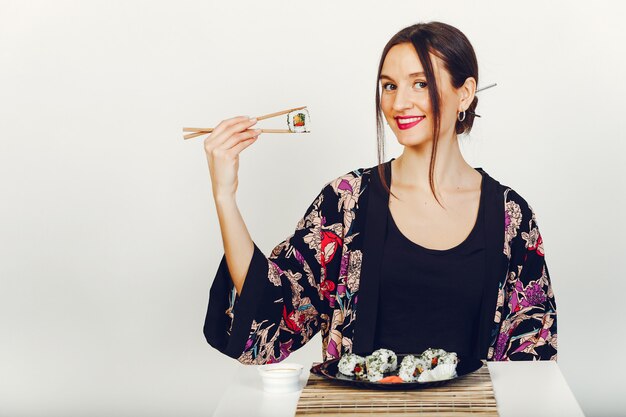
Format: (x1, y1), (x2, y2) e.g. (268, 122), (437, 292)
(1, 1), (624, 416)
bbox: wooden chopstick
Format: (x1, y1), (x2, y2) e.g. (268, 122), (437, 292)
(183, 128), (296, 140)
(182, 105), (307, 140)
(255, 105), (306, 121)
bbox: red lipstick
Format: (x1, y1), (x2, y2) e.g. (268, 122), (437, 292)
(395, 115), (425, 130)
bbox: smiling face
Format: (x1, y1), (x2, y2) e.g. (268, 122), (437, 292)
(380, 42), (464, 148)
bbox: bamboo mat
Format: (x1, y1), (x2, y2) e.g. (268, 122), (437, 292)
(295, 361), (498, 416)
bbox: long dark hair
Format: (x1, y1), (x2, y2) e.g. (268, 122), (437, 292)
(376, 21), (480, 208)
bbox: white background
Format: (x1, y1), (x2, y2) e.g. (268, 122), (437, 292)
(1, 1), (625, 416)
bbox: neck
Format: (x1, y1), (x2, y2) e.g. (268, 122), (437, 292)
(393, 134), (475, 194)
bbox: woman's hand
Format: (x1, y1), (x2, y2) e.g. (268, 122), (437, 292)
(204, 115), (262, 199)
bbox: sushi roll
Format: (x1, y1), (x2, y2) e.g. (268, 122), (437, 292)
(398, 354), (429, 382)
(420, 348), (448, 369)
(286, 108), (311, 133)
(337, 353), (366, 379)
(415, 348), (459, 382)
(373, 348), (398, 372)
(365, 355), (384, 382)
(438, 351), (459, 365)
(365, 348), (398, 382)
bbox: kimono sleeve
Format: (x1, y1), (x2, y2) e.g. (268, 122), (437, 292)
(203, 181), (344, 365)
(495, 196), (558, 361)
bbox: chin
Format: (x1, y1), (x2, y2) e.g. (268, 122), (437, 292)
(394, 131), (431, 147)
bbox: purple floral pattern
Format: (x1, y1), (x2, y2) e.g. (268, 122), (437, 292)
(489, 191), (557, 361)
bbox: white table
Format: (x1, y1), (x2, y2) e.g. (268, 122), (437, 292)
(214, 361), (584, 417)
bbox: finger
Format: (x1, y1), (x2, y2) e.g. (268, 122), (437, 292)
(211, 115), (252, 137)
(223, 117), (258, 136)
(205, 116), (255, 149)
(228, 133), (260, 155)
(212, 118), (258, 147)
(221, 128), (262, 150)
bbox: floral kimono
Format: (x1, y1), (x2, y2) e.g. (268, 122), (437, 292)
(203, 159), (557, 364)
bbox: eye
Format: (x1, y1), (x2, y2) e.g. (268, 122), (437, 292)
(381, 81), (427, 91)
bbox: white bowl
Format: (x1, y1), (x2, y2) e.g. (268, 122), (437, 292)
(257, 362), (304, 393)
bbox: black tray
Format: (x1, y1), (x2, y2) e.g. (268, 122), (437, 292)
(310, 354), (484, 390)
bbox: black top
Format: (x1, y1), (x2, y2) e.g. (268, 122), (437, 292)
(373, 163), (487, 357)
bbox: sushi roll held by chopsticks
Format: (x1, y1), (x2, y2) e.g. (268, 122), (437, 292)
(182, 106), (311, 140)
(286, 108), (310, 133)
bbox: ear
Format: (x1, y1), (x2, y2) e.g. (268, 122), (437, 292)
(459, 76), (477, 110)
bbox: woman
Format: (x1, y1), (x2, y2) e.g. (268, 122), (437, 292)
(203, 21), (557, 364)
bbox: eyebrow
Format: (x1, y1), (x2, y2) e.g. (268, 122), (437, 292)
(379, 72), (425, 81)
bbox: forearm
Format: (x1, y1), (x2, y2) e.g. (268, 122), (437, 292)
(213, 193), (254, 297)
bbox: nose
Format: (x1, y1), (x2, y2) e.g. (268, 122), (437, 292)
(392, 85), (412, 112)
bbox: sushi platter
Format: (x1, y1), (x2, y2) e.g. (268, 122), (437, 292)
(310, 348), (483, 390)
